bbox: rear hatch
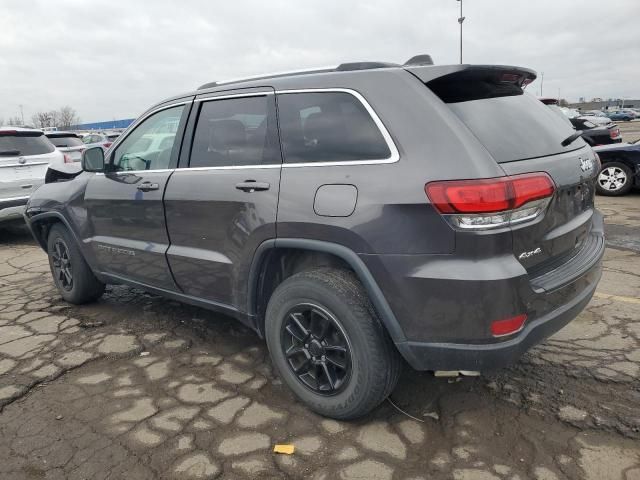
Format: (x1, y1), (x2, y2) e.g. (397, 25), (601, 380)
(412, 65), (599, 288)
(0, 130), (55, 199)
(47, 134), (86, 161)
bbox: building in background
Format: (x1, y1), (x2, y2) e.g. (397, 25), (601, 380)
(72, 118), (135, 130)
(568, 99), (640, 111)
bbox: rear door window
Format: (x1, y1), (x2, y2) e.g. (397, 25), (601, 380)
(0, 132), (55, 156)
(189, 95), (280, 168)
(277, 92), (391, 164)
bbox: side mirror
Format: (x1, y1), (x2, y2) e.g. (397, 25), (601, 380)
(81, 147), (105, 172)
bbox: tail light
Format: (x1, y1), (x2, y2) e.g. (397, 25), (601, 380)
(610, 129), (620, 139)
(103, 142), (112, 149)
(63, 153), (73, 163)
(491, 314), (527, 337)
(425, 172), (555, 230)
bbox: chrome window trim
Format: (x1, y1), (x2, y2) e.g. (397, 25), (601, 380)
(95, 88), (399, 175)
(97, 164), (282, 175)
(275, 88), (400, 168)
(175, 164), (281, 172)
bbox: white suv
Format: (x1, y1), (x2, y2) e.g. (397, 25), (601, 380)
(0, 127), (64, 224)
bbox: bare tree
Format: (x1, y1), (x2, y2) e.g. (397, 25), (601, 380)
(31, 111), (58, 129)
(57, 106), (80, 129)
(6, 116), (23, 126)
(0, 118), (4, 126)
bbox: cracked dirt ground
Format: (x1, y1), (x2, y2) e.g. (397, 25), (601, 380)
(0, 194), (639, 480)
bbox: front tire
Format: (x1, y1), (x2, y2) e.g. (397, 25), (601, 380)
(265, 268), (401, 420)
(47, 224), (105, 304)
(596, 162), (633, 196)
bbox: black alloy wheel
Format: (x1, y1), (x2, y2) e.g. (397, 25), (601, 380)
(280, 303), (352, 395)
(51, 238), (73, 291)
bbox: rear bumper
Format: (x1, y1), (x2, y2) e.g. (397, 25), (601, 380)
(361, 210), (605, 371)
(395, 266), (600, 371)
(0, 196), (29, 223)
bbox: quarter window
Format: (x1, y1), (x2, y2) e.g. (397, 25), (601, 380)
(277, 92), (391, 164)
(112, 106), (184, 171)
(189, 95), (280, 168)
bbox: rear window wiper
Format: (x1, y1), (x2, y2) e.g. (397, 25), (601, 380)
(561, 130), (583, 147)
(0, 150), (20, 156)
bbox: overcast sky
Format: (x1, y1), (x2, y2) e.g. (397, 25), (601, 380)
(1, 0), (638, 124)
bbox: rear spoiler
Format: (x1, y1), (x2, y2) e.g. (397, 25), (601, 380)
(404, 64), (537, 85)
(405, 64), (537, 104)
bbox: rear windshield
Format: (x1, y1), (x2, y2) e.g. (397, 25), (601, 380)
(48, 136), (84, 147)
(427, 73), (582, 163)
(0, 132), (55, 156)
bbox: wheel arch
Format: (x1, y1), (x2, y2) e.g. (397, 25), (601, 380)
(248, 238), (407, 344)
(27, 212), (80, 252)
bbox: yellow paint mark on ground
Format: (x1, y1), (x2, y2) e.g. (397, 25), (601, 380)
(594, 292), (640, 305)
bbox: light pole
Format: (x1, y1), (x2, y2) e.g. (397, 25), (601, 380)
(457, 0), (465, 64)
(540, 72), (544, 97)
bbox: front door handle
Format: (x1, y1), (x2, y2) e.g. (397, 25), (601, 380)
(235, 181), (270, 193)
(137, 182), (159, 192)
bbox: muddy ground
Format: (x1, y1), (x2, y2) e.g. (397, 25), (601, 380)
(0, 193), (638, 480)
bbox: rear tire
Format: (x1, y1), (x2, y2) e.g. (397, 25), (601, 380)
(596, 162), (633, 196)
(265, 267), (401, 420)
(47, 224), (105, 304)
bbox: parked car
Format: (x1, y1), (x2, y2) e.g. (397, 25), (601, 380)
(82, 132), (120, 151)
(24, 59), (604, 419)
(576, 111), (612, 127)
(606, 110), (634, 121)
(540, 100), (621, 146)
(45, 131), (85, 161)
(0, 127), (62, 224)
(593, 140), (640, 196)
(570, 118), (622, 146)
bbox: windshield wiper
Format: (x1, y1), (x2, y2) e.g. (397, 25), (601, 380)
(0, 150), (20, 156)
(561, 130), (583, 147)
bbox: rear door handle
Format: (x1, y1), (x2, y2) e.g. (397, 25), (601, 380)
(137, 182), (159, 192)
(235, 181), (270, 193)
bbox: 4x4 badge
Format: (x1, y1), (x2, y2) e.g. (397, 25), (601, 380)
(518, 247), (542, 260)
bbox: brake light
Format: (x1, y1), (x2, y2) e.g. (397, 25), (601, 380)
(610, 129), (620, 139)
(491, 314), (527, 337)
(63, 153), (73, 163)
(0, 130), (18, 136)
(425, 173), (555, 230)
(103, 142), (112, 149)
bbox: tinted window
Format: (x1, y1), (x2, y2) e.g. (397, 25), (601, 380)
(278, 92), (391, 164)
(189, 95), (279, 168)
(446, 93), (581, 163)
(0, 132), (55, 156)
(48, 136), (84, 147)
(112, 106), (184, 171)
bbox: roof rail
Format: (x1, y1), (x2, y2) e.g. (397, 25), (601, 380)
(335, 61), (400, 71)
(197, 66), (337, 90)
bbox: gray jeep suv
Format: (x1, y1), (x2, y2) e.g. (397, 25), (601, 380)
(24, 57), (604, 419)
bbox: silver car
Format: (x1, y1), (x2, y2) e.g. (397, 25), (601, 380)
(82, 132), (121, 152)
(0, 127), (62, 224)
